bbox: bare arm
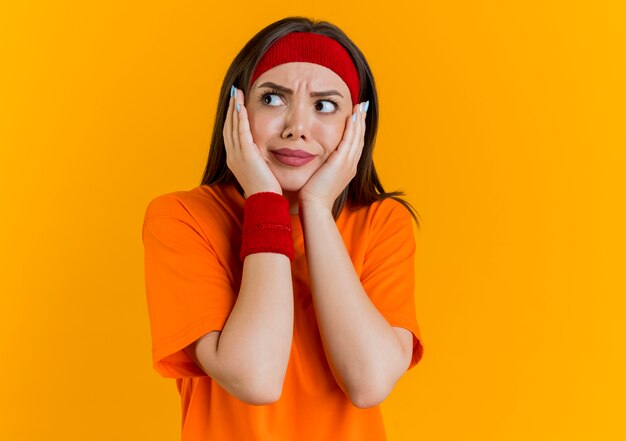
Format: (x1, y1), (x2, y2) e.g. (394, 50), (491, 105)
(300, 202), (411, 409)
(184, 87), (294, 405)
(291, 101), (412, 408)
(184, 251), (293, 405)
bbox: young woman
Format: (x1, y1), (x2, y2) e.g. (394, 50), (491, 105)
(143, 16), (424, 441)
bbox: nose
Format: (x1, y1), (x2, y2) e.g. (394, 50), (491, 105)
(281, 99), (310, 141)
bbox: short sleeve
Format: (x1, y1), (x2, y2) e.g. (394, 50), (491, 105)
(142, 194), (237, 378)
(360, 199), (424, 371)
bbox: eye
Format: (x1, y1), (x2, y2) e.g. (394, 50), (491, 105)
(315, 100), (338, 114)
(262, 93), (284, 106)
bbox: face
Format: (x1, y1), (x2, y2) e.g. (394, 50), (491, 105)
(244, 62), (353, 192)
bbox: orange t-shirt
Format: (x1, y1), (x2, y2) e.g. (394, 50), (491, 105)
(142, 183), (424, 441)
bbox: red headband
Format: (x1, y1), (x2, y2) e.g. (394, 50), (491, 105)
(249, 32), (360, 106)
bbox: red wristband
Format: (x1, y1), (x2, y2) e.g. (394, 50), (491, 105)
(240, 192), (294, 261)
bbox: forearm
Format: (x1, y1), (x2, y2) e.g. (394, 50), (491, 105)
(217, 252), (293, 399)
(301, 202), (406, 407)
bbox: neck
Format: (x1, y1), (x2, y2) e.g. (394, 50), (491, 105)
(282, 190), (299, 215)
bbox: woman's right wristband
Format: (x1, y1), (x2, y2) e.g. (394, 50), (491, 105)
(240, 192), (294, 261)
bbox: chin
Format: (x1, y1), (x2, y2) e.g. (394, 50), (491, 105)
(266, 156), (319, 190)
(273, 169), (313, 193)
(277, 176), (307, 192)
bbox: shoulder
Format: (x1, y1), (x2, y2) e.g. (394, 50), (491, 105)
(338, 197), (415, 254)
(369, 197), (413, 224)
(343, 197), (413, 232)
(368, 198), (414, 246)
(145, 185), (213, 218)
(142, 184), (244, 247)
(143, 184), (240, 224)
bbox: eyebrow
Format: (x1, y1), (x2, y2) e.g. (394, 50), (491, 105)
(257, 81), (344, 98)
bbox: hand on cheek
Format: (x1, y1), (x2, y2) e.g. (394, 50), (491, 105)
(299, 100), (369, 211)
(223, 86), (282, 197)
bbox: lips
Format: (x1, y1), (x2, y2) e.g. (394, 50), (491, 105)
(271, 148), (316, 167)
(272, 148), (314, 158)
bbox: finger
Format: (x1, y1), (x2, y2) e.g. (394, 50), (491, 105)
(342, 103), (361, 163)
(349, 102), (367, 164)
(349, 103), (364, 160)
(237, 101), (255, 149)
(359, 105), (367, 161)
(223, 87), (234, 153)
(336, 105), (359, 160)
(232, 88), (241, 152)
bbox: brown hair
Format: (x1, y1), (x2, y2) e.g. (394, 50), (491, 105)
(200, 16), (421, 228)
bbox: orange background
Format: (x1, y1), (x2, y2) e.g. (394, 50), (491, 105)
(1, 1), (624, 440)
